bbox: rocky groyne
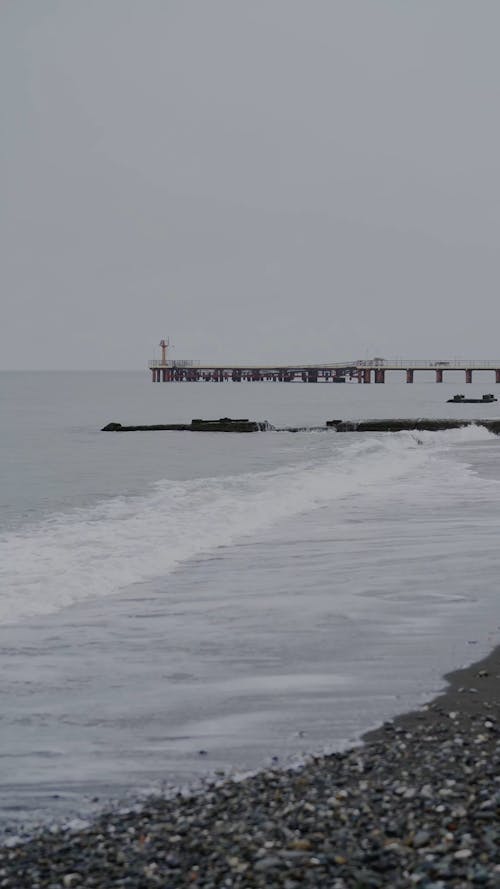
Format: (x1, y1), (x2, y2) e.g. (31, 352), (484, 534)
(102, 418), (271, 433)
(327, 418), (500, 433)
(102, 418), (500, 434)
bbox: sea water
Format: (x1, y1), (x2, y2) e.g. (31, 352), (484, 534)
(1, 370), (500, 830)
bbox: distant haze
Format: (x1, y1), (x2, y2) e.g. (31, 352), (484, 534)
(1, 1), (499, 369)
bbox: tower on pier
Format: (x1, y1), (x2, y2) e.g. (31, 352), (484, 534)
(159, 338), (169, 364)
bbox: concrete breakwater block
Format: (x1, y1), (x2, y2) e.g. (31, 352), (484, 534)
(326, 418), (500, 433)
(102, 418), (500, 434)
(101, 418), (272, 432)
(101, 422), (190, 431)
(190, 417), (271, 431)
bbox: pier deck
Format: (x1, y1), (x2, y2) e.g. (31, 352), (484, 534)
(148, 359), (500, 384)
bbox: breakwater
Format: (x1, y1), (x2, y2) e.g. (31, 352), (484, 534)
(102, 418), (272, 432)
(327, 418), (500, 433)
(102, 418), (500, 434)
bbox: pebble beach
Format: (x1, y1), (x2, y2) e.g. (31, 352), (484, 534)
(4, 0), (500, 883)
(2, 648), (500, 889)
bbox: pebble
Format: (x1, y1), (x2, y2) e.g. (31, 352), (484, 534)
(1, 697), (500, 887)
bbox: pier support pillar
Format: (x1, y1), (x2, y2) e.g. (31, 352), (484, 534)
(307, 370), (318, 383)
(363, 369), (371, 384)
(374, 369), (385, 383)
(466, 369), (472, 384)
(496, 370), (500, 384)
(357, 370), (363, 383)
(435, 369), (443, 383)
(406, 369), (414, 384)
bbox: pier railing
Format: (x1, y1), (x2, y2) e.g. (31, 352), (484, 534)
(356, 359), (500, 369)
(149, 358), (500, 370)
(149, 359), (200, 367)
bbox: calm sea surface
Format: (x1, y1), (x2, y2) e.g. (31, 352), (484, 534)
(1, 370), (500, 831)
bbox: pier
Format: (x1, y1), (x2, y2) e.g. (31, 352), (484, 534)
(149, 342), (500, 384)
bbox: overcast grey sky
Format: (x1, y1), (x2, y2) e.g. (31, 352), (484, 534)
(1, 1), (499, 369)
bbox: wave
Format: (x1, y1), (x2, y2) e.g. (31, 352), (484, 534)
(407, 423), (496, 446)
(0, 427), (493, 625)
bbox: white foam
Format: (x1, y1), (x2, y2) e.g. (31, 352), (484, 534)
(410, 423), (496, 446)
(0, 429), (492, 625)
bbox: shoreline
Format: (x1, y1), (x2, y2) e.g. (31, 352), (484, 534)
(2, 648), (500, 886)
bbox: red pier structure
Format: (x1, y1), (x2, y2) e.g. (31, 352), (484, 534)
(148, 345), (500, 384)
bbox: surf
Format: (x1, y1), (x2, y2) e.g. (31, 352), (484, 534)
(0, 427), (494, 625)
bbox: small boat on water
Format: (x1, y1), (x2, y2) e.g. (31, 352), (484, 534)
(447, 393), (498, 404)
